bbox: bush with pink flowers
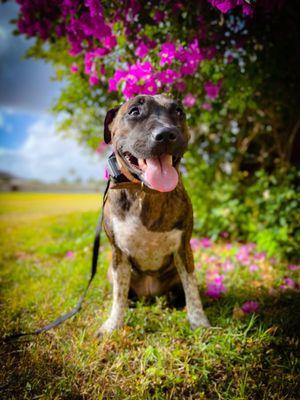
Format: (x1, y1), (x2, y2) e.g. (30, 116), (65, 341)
(15, 1), (300, 260)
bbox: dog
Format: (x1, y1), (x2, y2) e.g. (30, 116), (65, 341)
(99, 94), (210, 335)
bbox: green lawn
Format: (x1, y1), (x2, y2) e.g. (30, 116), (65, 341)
(0, 193), (299, 399)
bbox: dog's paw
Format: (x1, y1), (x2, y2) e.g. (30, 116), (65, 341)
(96, 319), (122, 339)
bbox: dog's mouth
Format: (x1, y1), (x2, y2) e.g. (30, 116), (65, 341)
(121, 151), (180, 192)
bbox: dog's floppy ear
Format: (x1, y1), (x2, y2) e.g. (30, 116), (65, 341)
(104, 106), (120, 144)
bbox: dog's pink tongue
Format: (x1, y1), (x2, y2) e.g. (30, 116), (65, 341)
(144, 155), (178, 192)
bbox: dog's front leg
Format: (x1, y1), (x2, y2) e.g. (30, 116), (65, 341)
(98, 250), (131, 336)
(174, 252), (210, 329)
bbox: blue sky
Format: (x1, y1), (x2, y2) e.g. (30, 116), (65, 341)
(0, 2), (104, 182)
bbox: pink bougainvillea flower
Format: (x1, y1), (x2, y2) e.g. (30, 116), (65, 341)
(288, 264), (300, 271)
(280, 277), (299, 291)
(249, 264), (259, 272)
(220, 231), (229, 238)
(205, 273), (226, 299)
(223, 259), (234, 272)
(65, 251), (75, 258)
(253, 251), (266, 261)
(153, 10), (165, 23)
(140, 77), (158, 95)
(89, 74), (99, 86)
(284, 277), (296, 287)
(103, 34), (117, 50)
(204, 80), (222, 99)
(207, 0), (237, 14)
(208, 0), (254, 15)
(135, 42), (150, 58)
(235, 245), (251, 265)
(242, 4), (253, 16)
(157, 69), (180, 85)
(202, 102), (212, 111)
(190, 238), (201, 251)
(183, 93), (196, 108)
(241, 301), (259, 314)
(70, 63), (78, 73)
(159, 42), (176, 66)
(174, 80), (186, 92)
(200, 237), (212, 248)
(96, 141), (108, 154)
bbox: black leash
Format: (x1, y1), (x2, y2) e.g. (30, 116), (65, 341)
(2, 179), (111, 343)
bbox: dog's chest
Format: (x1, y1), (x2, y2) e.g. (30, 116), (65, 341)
(112, 214), (182, 271)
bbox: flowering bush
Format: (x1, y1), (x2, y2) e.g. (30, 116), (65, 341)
(15, 1), (300, 260)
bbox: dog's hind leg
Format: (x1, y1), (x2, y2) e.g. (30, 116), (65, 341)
(97, 249), (131, 336)
(174, 252), (210, 329)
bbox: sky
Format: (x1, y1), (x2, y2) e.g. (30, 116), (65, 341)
(0, 2), (105, 183)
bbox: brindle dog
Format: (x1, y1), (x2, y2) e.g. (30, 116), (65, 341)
(99, 94), (210, 335)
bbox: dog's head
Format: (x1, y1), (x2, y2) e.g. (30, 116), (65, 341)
(104, 94), (190, 192)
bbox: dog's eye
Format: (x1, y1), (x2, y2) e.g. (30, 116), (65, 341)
(176, 107), (184, 117)
(128, 107), (140, 116)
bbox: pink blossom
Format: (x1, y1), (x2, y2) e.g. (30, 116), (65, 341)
(65, 251), (75, 258)
(249, 264), (259, 272)
(159, 42), (176, 66)
(190, 238), (201, 251)
(174, 81), (186, 92)
(70, 63), (78, 73)
(241, 301), (259, 314)
(136, 43), (150, 58)
(200, 237), (212, 248)
(157, 69), (180, 85)
(207, 0), (237, 14)
(204, 80), (222, 99)
(223, 260), (234, 272)
(242, 4), (253, 16)
(220, 231), (229, 238)
(235, 245), (252, 265)
(280, 277), (298, 290)
(153, 10), (165, 23)
(288, 264), (300, 271)
(178, 41), (204, 76)
(253, 251), (266, 261)
(183, 93), (196, 108)
(96, 141), (108, 154)
(205, 273), (226, 299)
(140, 78), (158, 95)
(89, 74), (99, 86)
(103, 35), (117, 50)
(285, 277), (296, 286)
(202, 102), (212, 111)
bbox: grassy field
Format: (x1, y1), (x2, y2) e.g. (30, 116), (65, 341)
(0, 193), (299, 399)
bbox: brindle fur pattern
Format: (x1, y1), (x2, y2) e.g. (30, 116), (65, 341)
(98, 95), (210, 335)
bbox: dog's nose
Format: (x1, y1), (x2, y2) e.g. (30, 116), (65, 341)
(152, 128), (178, 143)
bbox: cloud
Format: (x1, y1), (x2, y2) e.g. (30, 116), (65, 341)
(0, 2), (63, 113)
(0, 116), (105, 182)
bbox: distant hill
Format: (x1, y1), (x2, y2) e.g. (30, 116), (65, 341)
(0, 171), (104, 193)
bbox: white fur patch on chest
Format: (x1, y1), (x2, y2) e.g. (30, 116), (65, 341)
(112, 215), (182, 271)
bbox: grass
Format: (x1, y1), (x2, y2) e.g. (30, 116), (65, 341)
(0, 192), (299, 399)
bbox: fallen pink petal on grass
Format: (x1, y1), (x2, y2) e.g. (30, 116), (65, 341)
(249, 264), (259, 272)
(288, 264), (300, 271)
(65, 251), (75, 258)
(241, 301), (259, 314)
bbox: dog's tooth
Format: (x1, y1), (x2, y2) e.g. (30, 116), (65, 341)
(138, 158), (147, 171)
(165, 154), (173, 165)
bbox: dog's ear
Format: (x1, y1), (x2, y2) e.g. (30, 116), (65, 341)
(104, 106), (120, 144)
